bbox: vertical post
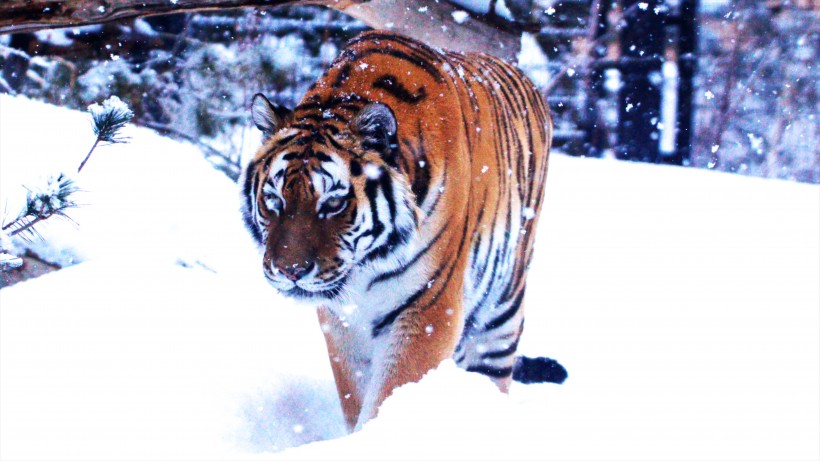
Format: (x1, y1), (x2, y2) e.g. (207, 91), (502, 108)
(675, 0), (699, 165)
(616, 0), (664, 162)
(585, 0), (611, 157)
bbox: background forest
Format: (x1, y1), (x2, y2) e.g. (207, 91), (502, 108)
(2, 0), (817, 184)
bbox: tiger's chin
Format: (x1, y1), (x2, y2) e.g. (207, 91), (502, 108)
(270, 276), (350, 304)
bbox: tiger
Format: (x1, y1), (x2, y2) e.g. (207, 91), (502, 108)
(241, 31), (562, 432)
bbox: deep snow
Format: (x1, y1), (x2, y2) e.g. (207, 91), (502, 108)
(1, 95), (818, 460)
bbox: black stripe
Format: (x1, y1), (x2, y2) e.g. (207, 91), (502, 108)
(373, 74), (428, 104)
(350, 160), (362, 176)
(466, 365), (513, 378)
(322, 124), (341, 135)
(333, 63), (352, 89)
(363, 178), (383, 231)
(291, 123), (317, 131)
(371, 259), (447, 338)
(314, 151), (333, 162)
(409, 122), (430, 206)
(468, 189), (489, 272)
(274, 133), (299, 147)
(313, 165), (334, 183)
(422, 169), (446, 215)
(380, 171), (397, 222)
(415, 218), (471, 314)
(241, 160), (263, 244)
(296, 112), (349, 124)
(371, 210), (469, 338)
(347, 32), (444, 68)
(354, 178), (385, 251)
(294, 136), (314, 146)
(355, 48), (444, 84)
(479, 334), (521, 360)
(327, 134), (346, 150)
(367, 223), (448, 289)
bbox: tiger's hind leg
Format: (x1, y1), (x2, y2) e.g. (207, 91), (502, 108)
(454, 289), (527, 393)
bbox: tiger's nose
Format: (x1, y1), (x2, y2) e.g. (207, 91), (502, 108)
(276, 261), (314, 281)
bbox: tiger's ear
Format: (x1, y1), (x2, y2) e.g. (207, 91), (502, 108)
(251, 93), (290, 139)
(352, 102), (398, 160)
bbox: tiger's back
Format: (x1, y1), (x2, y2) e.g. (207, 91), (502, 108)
(243, 31), (551, 430)
(313, 33), (552, 382)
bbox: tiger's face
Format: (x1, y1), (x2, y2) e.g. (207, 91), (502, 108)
(242, 94), (418, 302)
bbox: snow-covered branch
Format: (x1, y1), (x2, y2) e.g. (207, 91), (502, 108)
(0, 0), (521, 61)
(1, 174), (79, 243)
(78, 96), (134, 173)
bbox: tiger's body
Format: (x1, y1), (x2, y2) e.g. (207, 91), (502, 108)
(242, 31), (552, 431)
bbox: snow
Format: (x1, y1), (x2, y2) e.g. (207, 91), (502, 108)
(363, 163), (382, 180)
(660, 61), (679, 154)
(448, 0), (514, 21)
(33, 29), (75, 47)
(1, 95), (819, 460)
(451, 10), (470, 24)
(0, 252), (23, 270)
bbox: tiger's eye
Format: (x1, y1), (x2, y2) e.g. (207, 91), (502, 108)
(264, 195), (283, 215)
(319, 196), (346, 218)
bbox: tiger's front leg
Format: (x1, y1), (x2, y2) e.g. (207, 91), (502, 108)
(355, 295), (464, 430)
(317, 305), (366, 432)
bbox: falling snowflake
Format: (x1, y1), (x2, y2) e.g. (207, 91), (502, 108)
(522, 207), (536, 220)
(451, 10), (469, 24)
(747, 133), (764, 152)
(364, 163), (381, 180)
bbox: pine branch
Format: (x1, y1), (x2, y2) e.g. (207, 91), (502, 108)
(78, 96), (134, 173)
(1, 174), (79, 242)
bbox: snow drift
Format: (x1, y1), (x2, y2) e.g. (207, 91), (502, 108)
(1, 95), (818, 460)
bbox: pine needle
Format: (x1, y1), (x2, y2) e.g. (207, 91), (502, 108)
(78, 96), (134, 173)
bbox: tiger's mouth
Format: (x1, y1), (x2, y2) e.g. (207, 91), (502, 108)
(280, 282), (347, 301)
(264, 269), (350, 302)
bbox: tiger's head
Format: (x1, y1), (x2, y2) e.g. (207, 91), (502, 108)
(241, 94), (418, 302)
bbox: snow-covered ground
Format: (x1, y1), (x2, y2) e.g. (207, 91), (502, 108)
(1, 95), (818, 460)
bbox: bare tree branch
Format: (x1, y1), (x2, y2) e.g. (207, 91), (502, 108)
(0, 0), (520, 60)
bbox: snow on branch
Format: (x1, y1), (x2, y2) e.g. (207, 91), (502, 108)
(78, 96), (134, 173)
(2, 95), (134, 272)
(1, 173), (79, 243)
(0, 0), (521, 61)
